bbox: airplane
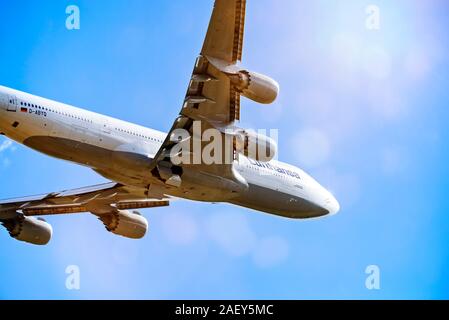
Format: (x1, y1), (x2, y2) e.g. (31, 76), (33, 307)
(0, 0), (339, 246)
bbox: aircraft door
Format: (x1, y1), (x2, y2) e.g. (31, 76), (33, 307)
(0, 94), (7, 110)
(7, 96), (17, 112)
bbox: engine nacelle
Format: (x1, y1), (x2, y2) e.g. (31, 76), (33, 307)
(1, 216), (52, 245)
(229, 70), (279, 104)
(99, 210), (148, 239)
(234, 130), (277, 162)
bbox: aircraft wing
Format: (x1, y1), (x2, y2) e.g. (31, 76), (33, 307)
(0, 182), (169, 220)
(182, 0), (247, 124)
(150, 0), (248, 186)
(202, 0), (246, 64)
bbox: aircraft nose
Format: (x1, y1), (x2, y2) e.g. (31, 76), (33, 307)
(325, 193), (340, 216)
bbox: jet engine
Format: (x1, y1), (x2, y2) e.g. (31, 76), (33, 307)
(228, 70), (279, 104)
(1, 216), (52, 245)
(234, 130), (277, 162)
(98, 210), (148, 239)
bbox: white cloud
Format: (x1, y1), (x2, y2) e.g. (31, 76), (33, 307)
(295, 89), (334, 123)
(161, 212), (198, 246)
(292, 129), (331, 168)
(204, 210), (291, 268)
(205, 211), (257, 257)
(331, 33), (362, 74)
(380, 147), (407, 176)
(0, 140), (13, 153)
(252, 236), (290, 269)
(52, 215), (147, 298)
(404, 49), (432, 81)
(365, 85), (407, 120)
(2, 158), (11, 168)
(0, 140), (14, 168)
(362, 46), (392, 80)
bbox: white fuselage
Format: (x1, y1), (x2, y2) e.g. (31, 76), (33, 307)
(0, 85), (339, 218)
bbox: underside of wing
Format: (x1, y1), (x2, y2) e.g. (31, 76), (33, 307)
(0, 182), (169, 217)
(202, 0), (247, 63)
(0, 182), (170, 245)
(149, 55), (245, 190)
(147, 1), (251, 189)
(148, 0), (278, 192)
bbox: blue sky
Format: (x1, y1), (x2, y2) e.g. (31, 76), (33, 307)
(1, 0), (449, 299)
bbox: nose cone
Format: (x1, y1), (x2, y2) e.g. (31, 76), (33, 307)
(324, 193), (340, 216)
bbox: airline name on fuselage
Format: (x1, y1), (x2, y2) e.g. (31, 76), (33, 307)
(248, 158), (302, 180)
